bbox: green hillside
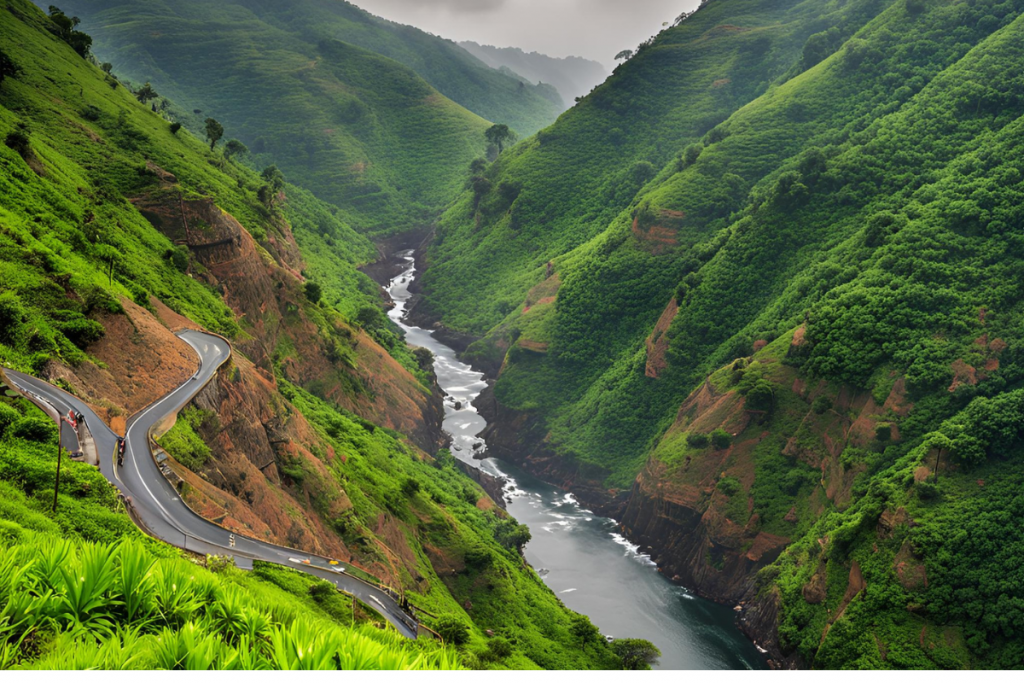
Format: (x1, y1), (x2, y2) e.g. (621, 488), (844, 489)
(0, 0), (629, 668)
(416, 0), (1024, 667)
(46, 0), (537, 235)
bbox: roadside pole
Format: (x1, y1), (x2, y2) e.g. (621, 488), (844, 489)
(53, 418), (64, 512)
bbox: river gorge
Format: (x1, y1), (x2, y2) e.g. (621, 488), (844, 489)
(385, 251), (765, 670)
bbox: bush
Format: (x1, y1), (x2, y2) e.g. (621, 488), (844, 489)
(0, 291), (25, 344)
(811, 395), (832, 415)
(717, 476), (741, 497)
(0, 403), (22, 437)
(433, 615), (470, 646)
(56, 317), (105, 348)
(916, 480), (939, 501)
(485, 636), (513, 659)
(304, 281), (322, 305)
(686, 432), (709, 449)
(710, 429), (732, 450)
(401, 478), (420, 497)
(611, 638), (661, 670)
(169, 122), (182, 135)
(10, 416), (57, 443)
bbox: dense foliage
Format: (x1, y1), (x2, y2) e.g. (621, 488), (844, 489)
(415, 0), (1024, 668)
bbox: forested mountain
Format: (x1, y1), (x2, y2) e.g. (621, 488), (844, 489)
(458, 41), (607, 109)
(416, 0), (1024, 667)
(0, 0), (627, 668)
(40, 0), (562, 235)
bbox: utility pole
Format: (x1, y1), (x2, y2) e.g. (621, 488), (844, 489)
(53, 419), (64, 512)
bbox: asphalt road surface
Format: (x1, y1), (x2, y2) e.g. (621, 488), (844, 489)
(3, 330), (418, 638)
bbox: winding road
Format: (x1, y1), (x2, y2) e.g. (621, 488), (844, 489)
(3, 330), (418, 639)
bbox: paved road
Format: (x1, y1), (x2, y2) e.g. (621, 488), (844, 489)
(3, 330), (418, 638)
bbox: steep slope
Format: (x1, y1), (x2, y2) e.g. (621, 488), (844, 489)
(419, 0), (893, 333)
(428, 0), (1024, 668)
(229, 0), (564, 132)
(48, 0), (503, 235)
(459, 41), (607, 109)
(0, 0), (627, 668)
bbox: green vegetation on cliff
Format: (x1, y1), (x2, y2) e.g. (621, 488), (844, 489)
(0, 0), (624, 669)
(417, 0), (1024, 668)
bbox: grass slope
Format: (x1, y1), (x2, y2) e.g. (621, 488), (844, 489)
(48, 0), (557, 235)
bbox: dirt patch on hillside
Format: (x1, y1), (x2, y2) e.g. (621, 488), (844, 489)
(645, 298), (679, 378)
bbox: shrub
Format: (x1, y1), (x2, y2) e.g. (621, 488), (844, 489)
(686, 432), (709, 449)
(304, 281), (322, 305)
(485, 636), (513, 659)
(433, 615), (470, 646)
(56, 317), (105, 348)
(10, 416), (57, 443)
(0, 291), (25, 344)
(169, 122), (182, 135)
(710, 429), (732, 450)
(401, 478), (420, 497)
(717, 476), (741, 496)
(611, 638), (661, 670)
(811, 395), (832, 415)
(0, 403), (22, 437)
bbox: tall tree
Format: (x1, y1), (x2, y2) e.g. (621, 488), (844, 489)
(135, 82), (158, 104)
(204, 117), (223, 151)
(484, 123), (517, 154)
(46, 6), (92, 57)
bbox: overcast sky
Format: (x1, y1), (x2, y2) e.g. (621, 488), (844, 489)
(349, 0), (699, 68)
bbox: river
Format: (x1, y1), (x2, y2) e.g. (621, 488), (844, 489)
(385, 250), (765, 670)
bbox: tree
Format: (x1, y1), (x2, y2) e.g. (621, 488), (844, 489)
(710, 429), (732, 450)
(261, 165), (285, 192)
(304, 281), (322, 305)
(470, 175), (492, 209)
(169, 122), (182, 135)
(494, 518), (531, 550)
(224, 139), (248, 160)
(135, 81), (158, 104)
(100, 62), (113, 74)
(611, 638), (661, 670)
(569, 614), (602, 645)
(614, 49), (634, 61)
(0, 49), (22, 88)
(47, 6), (92, 57)
(484, 124), (517, 154)
(468, 157), (488, 175)
(259, 165), (286, 209)
(204, 117), (224, 151)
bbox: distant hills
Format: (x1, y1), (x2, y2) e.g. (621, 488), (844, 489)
(46, 0), (564, 234)
(459, 41), (608, 109)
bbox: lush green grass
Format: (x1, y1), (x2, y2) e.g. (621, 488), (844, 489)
(54, 0), (559, 235)
(0, 390), (462, 670)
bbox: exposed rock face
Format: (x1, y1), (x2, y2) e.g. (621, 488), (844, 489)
(455, 459), (507, 509)
(132, 188), (445, 453)
(476, 384), (628, 519)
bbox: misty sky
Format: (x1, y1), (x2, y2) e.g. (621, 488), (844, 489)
(349, 0), (700, 68)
